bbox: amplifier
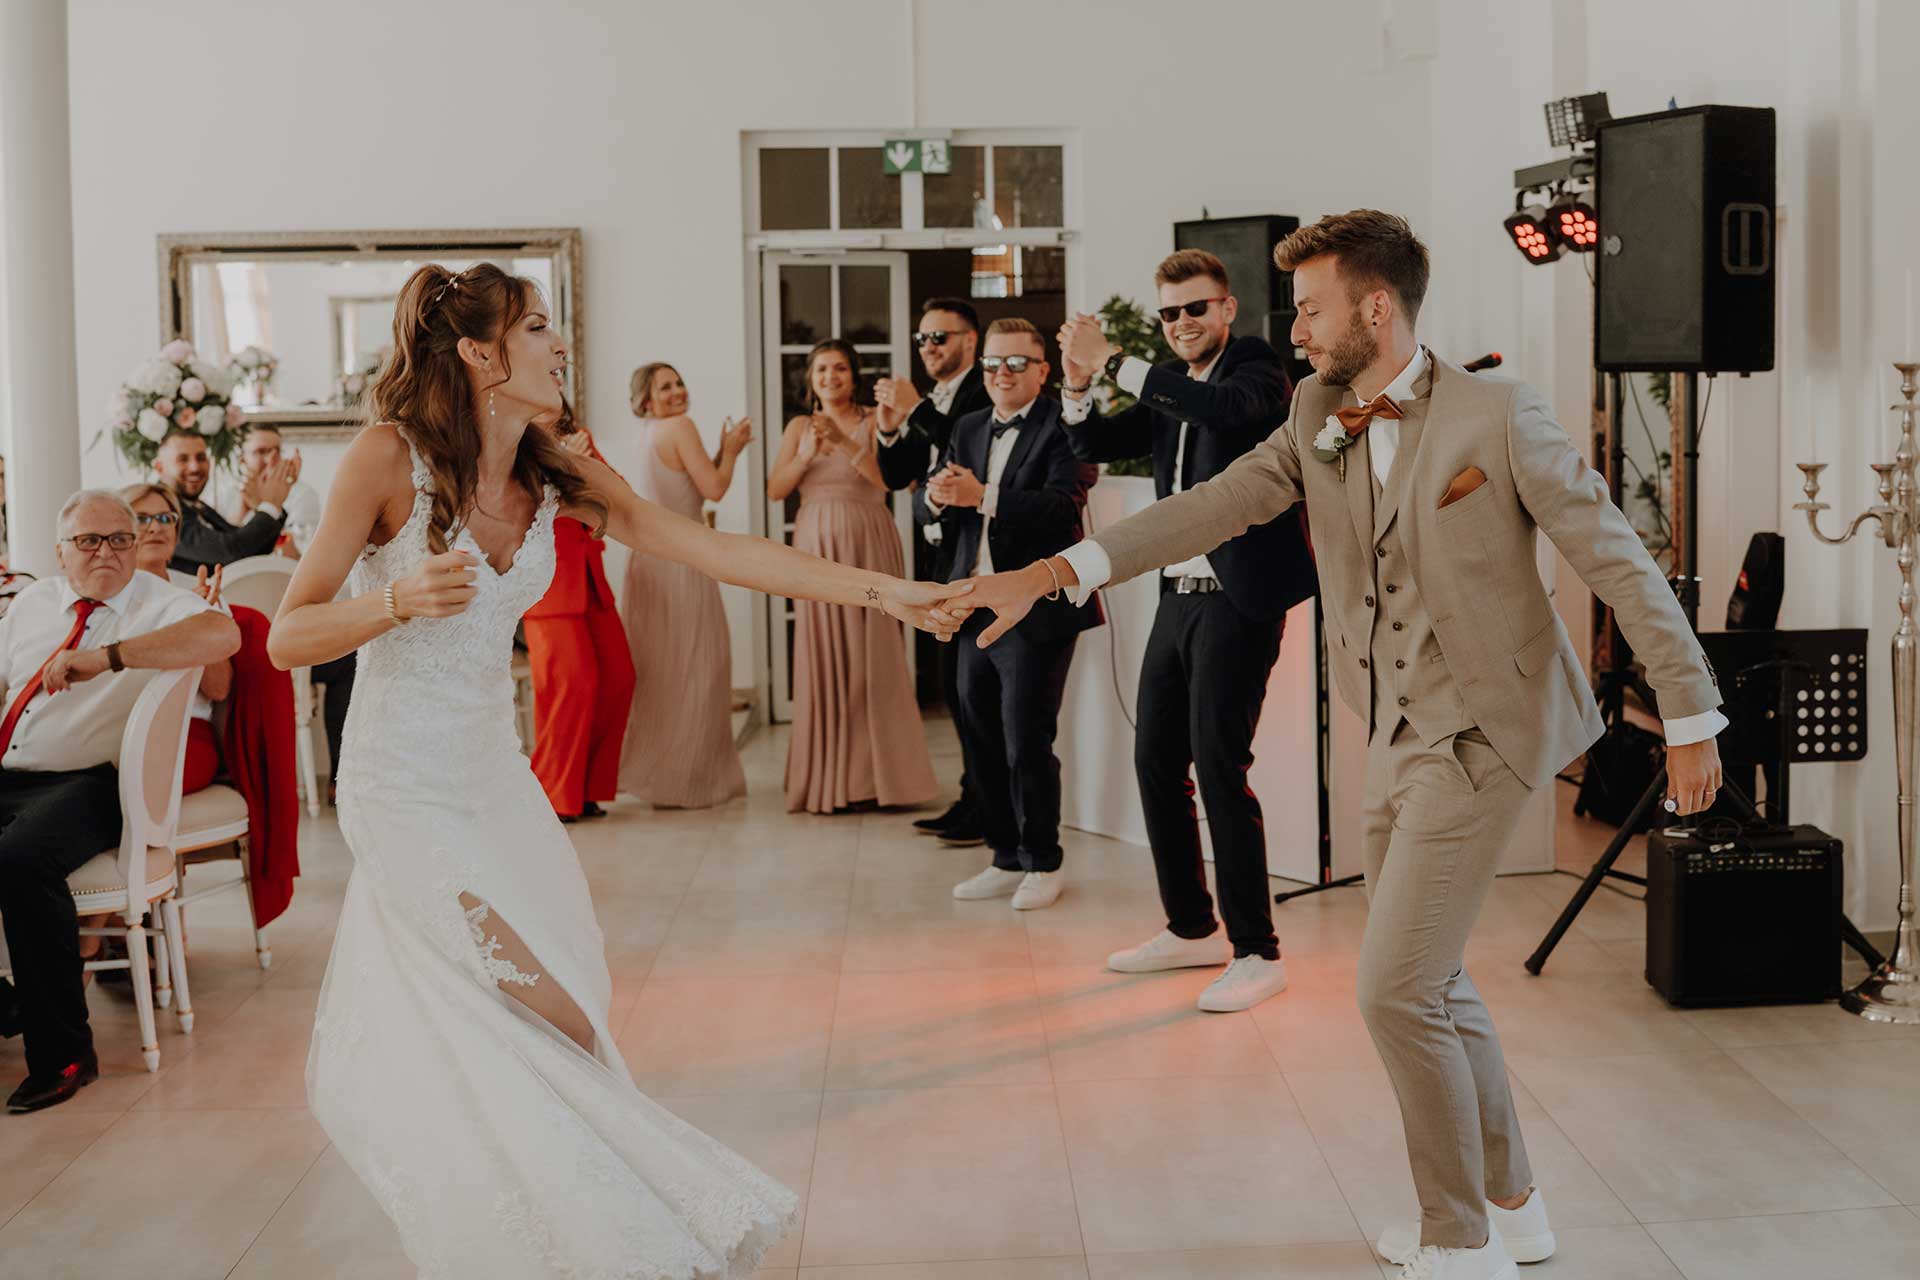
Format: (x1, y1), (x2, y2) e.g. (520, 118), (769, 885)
(1645, 824), (1842, 1007)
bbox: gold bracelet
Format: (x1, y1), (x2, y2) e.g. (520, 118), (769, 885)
(1040, 557), (1064, 602)
(383, 583), (410, 626)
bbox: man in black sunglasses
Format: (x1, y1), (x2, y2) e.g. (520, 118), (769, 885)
(1055, 247), (1312, 1014)
(877, 298), (995, 842)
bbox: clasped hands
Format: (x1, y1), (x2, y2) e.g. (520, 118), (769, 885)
(1057, 314), (1120, 391)
(925, 463), (984, 510)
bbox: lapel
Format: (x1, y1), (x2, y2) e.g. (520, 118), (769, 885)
(1372, 408), (1426, 547)
(1336, 388), (1375, 560)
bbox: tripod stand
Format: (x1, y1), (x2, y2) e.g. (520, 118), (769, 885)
(1273, 605), (1359, 905)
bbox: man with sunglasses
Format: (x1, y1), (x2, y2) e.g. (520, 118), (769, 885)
(919, 319), (1100, 911)
(878, 298), (995, 844)
(1054, 248), (1310, 1013)
(0, 490), (239, 1112)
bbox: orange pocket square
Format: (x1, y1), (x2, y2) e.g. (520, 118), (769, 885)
(1439, 466), (1488, 509)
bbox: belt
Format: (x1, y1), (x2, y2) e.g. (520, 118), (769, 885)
(1171, 576), (1222, 595)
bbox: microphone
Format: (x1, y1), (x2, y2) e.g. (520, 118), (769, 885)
(1463, 352), (1503, 372)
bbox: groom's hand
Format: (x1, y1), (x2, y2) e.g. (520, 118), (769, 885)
(1665, 737), (1724, 816)
(942, 558), (1077, 647)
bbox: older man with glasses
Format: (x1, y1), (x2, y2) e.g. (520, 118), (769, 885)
(0, 490), (238, 1113)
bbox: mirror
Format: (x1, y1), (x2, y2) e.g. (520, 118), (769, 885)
(159, 228), (583, 439)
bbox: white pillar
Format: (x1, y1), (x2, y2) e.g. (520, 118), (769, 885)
(0, 0), (83, 576)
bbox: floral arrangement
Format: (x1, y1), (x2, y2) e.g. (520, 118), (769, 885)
(107, 339), (246, 472)
(336, 351), (387, 409)
(231, 344), (279, 404)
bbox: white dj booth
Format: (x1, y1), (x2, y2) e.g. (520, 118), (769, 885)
(1057, 477), (1556, 882)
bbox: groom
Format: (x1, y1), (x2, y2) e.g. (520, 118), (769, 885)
(944, 211), (1726, 1280)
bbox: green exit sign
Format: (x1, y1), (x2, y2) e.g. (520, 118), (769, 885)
(883, 139), (952, 175)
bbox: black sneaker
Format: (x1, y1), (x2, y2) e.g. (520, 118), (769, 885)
(936, 820), (985, 848)
(7, 1054), (100, 1114)
(913, 801), (972, 836)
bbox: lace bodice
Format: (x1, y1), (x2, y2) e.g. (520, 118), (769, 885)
(337, 434), (558, 790)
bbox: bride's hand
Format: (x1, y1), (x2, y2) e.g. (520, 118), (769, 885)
(390, 550), (480, 620)
(878, 579), (972, 640)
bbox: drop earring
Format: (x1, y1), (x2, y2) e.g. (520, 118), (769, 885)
(487, 389), (496, 421)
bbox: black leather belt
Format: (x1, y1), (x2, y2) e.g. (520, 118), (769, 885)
(1171, 576), (1222, 595)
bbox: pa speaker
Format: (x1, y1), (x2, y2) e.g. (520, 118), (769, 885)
(1173, 215), (1302, 380)
(1594, 105), (1775, 373)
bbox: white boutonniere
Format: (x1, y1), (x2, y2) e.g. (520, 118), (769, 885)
(1313, 415), (1362, 481)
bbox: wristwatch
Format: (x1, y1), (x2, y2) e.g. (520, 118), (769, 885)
(107, 642), (125, 673)
(1104, 351), (1128, 381)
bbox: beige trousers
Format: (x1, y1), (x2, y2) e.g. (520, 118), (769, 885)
(1358, 718), (1536, 1249)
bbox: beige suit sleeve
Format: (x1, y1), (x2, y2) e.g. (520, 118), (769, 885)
(1091, 393), (1306, 586)
(1505, 382), (1720, 719)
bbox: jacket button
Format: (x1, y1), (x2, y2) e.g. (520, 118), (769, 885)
(1398, 696), (1410, 706)
(1364, 595), (1375, 608)
(1392, 621), (1404, 631)
(1395, 659), (1406, 669)
(1376, 547), (1387, 558)
(1386, 584), (1398, 594)
(1359, 659), (1369, 669)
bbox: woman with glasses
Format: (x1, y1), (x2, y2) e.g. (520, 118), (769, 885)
(768, 338), (937, 813)
(121, 482), (229, 793)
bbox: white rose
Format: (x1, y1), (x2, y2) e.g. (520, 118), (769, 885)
(136, 408), (171, 441)
(161, 339), (195, 364)
(140, 358), (183, 397)
(197, 410), (222, 435)
(106, 389), (131, 419)
(1313, 422), (1344, 452)
(207, 364), (240, 398)
(179, 376), (207, 403)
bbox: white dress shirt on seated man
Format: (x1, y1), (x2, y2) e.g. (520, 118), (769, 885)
(0, 572), (214, 772)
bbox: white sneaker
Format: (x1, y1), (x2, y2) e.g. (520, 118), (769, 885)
(1195, 954), (1289, 1012)
(1107, 929), (1227, 974)
(952, 867), (1024, 901)
(1396, 1238), (1517, 1280)
(1010, 871), (1064, 910)
(1375, 1190), (1553, 1267)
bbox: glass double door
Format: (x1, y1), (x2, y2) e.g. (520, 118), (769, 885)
(759, 251), (912, 723)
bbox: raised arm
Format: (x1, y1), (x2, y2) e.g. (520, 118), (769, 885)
(1132, 353), (1290, 439)
(663, 414), (749, 503)
(173, 507), (283, 570)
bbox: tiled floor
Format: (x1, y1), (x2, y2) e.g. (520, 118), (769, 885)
(3, 722), (1917, 1279)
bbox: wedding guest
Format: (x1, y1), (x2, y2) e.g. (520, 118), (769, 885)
(876, 298), (994, 846)
(219, 424), (322, 554)
(922, 319), (1100, 910)
(0, 489), (238, 1113)
(769, 339), (936, 813)
(524, 399), (637, 822)
(122, 481), (229, 793)
(1058, 248), (1310, 1012)
(618, 363), (749, 809)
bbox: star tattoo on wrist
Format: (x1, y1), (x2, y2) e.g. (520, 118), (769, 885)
(865, 587), (880, 602)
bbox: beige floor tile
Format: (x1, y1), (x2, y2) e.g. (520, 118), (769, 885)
(1055, 1074), (1358, 1253)
(691, 835), (860, 896)
(227, 1144), (413, 1278)
(618, 971), (839, 1095)
(578, 841), (710, 900)
(852, 837), (1009, 888)
(1510, 1050), (1897, 1221)
(841, 876), (1035, 973)
(134, 985), (319, 1110)
(826, 969), (1051, 1090)
(1508, 1224), (1682, 1278)
(1470, 962), (1720, 1061)
(1729, 1039), (1920, 1202)
(1518, 872), (1648, 944)
(1084, 1242), (1385, 1278)
(1267, 881), (1374, 958)
(1021, 879), (1188, 968)
(1679, 998), (1920, 1050)
(0, 1107), (328, 1274)
(650, 888), (851, 976)
(1035, 965), (1279, 1082)
(0, 1108), (115, 1228)
(798, 1260), (1090, 1279)
(1249, 951), (1379, 1073)
(802, 1085), (1083, 1266)
(1646, 1206), (1920, 1279)
(656, 1092), (822, 1269)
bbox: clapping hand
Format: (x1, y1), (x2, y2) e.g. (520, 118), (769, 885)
(1058, 314), (1114, 389)
(722, 416), (754, 456)
(873, 377), (922, 432)
(193, 563), (224, 608)
(927, 463), (984, 509)
(810, 414), (852, 455)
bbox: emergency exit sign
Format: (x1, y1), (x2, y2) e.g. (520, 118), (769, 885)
(883, 139), (952, 175)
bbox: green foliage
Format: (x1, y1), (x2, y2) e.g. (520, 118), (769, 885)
(1092, 295), (1174, 478)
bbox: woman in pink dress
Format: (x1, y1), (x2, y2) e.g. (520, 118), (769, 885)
(767, 339), (937, 813)
(619, 363), (752, 808)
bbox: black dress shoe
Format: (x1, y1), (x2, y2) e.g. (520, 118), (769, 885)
(936, 820), (985, 848)
(557, 812), (582, 825)
(580, 802), (609, 819)
(7, 1055), (99, 1114)
(0, 978), (18, 1039)
(913, 801), (972, 836)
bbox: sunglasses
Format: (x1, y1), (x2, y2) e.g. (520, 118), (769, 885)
(912, 330), (968, 349)
(63, 532), (137, 553)
(980, 355), (1040, 374)
(1157, 297), (1227, 324)
(135, 512), (179, 528)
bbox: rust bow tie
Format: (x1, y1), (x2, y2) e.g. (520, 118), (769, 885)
(1334, 394), (1405, 436)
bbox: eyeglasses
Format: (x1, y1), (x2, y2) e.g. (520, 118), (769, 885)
(912, 330), (968, 349)
(1156, 297), (1228, 324)
(62, 532), (137, 553)
(980, 355), (1039, 374)
(135, 512), (179, 528)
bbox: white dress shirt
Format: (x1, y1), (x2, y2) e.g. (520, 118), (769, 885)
(926, 395), (1037, 575)
(1059, 352), (1728, 747)
(0, 572), (214, 772)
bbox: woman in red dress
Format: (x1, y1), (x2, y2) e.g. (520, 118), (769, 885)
(525, 401), (637, 821)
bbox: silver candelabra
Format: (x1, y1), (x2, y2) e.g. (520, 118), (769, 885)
(1796, 361), (1920, 1022)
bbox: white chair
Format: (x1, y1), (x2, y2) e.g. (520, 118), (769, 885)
(171, 782), (268, 973)
(67, 668), (201, 1072)
(220, 555), (327, 816)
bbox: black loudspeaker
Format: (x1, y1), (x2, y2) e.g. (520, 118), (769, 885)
(1594, 105), (1776, 373)
(1726, 532), (1785, 630)
(1646, 824), (1842, 1006)
(1173, 215), (1303, 380)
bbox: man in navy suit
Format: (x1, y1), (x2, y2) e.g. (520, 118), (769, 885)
(1057, 248), (1311, 1012)
(917, 318), (1100, 912)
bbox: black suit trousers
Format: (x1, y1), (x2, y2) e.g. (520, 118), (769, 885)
(955, 613), (1077, 872)
(0, 765), (123, 1076)
(1134, 592), (1284, 959)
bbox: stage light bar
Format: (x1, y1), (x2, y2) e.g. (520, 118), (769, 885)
(1544, 92), (1612, 148)
(1504, 205), (1564, 264)
(1545, 195), (1600, 251)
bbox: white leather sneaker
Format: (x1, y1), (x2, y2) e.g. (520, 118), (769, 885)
(1196, 955), (1289, 1012)
(1376, 1190), (1553, 1267)
(1396, 1238), (1517, 1280)
(1010, 871), (1064, 910)
(952, 867), (1024, 901)
(1106, 929), (1227, 974)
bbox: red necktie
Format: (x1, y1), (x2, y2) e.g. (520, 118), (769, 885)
(1334, 393), (1405, 437)
(0, 598), (101, 761)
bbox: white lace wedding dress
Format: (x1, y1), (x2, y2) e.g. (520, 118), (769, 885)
(307, 436), (797, 1278)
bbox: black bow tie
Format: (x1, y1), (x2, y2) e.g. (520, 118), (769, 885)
(991, 415), (1025, 438)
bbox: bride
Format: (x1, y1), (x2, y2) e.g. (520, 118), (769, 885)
(267, 263), (962, 1278)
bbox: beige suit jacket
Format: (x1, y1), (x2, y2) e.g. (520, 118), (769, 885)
(1092, 356), (1719, 789)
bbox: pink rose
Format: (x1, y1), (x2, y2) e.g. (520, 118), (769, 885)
(179, 376), (207, 403)
(175, 405), (197, 430)
(153, 398), (174, 417)
(225, 403), (245, 428)
(161, 339), (194, 364)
